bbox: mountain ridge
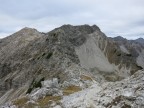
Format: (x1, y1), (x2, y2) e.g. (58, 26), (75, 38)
(0, 24), (144, 108)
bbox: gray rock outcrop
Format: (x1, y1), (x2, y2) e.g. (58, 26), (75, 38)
(0, 24), (144, 107)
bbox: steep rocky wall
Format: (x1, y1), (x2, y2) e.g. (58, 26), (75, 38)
(75, 32), (114, 73)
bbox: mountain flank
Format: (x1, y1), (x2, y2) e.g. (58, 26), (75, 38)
(0, 25), (144, 108)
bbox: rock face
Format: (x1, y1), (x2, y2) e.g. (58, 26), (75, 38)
(0, 24), (144, 108)
(112, 36), (144, 73)
(75, 31), (114, 73)
(62, 70), (144, 108)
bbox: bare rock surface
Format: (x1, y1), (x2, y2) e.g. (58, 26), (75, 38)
(0, 25), (144, 108)
(62, 70), (144, 108)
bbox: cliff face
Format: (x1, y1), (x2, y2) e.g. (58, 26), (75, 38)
(0, 25), (144, 107)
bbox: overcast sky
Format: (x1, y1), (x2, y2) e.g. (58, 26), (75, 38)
(0, 0), (144, 39)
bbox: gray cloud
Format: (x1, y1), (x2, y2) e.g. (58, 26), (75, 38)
(0, 0), (144, 39)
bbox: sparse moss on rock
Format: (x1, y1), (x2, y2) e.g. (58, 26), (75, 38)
(46, 52), (53, 59)
(26, 77), (45, 94)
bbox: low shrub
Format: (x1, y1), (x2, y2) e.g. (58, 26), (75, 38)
(26, 77), (45, 94)
(46, 52), (53, 59)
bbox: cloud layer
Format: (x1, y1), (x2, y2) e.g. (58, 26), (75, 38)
(0, 0), (144, 39)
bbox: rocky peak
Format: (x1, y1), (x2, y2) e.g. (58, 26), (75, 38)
(113, 36), (127, 42)
(134, 37), (144, 44)
(12, 27), (41, 38)
(53, 24), (100, 34)
(0, 27), (41, 45)
(19, 27), (37, 31)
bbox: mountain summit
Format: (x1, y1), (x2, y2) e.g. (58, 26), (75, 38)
(135, 37), (144, 44)
(0, 25), (144, 108)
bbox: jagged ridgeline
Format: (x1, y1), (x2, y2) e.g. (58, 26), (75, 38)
(0, 25), (144, 108)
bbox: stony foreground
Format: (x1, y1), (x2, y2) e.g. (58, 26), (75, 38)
(1, 70), (144, 108)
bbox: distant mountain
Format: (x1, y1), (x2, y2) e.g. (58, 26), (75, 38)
(113, 36), (127, 41)
(134, 37), (144, 44)
(0, 25), (144, 108)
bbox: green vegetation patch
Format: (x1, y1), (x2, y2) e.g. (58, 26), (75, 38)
(63, 85), (82, 96)
(37, 96), (61, 107)
(13, 97), (29, 107)
(46, 52), (53, 59)
(80, 75), (93, 81)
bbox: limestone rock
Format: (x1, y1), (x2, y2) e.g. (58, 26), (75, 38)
(0, 25), (144, 107)
(41, 78), (59, 88)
